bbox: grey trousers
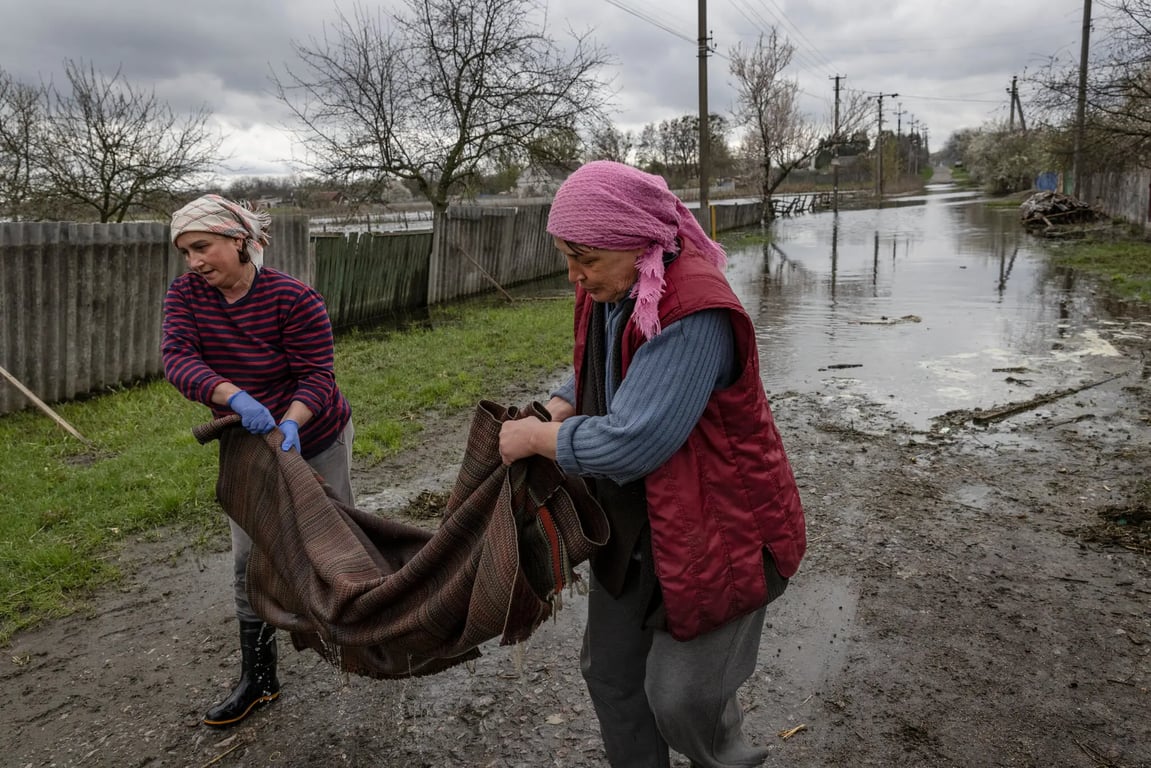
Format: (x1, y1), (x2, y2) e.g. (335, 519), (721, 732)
(581, 568), (770, 768)
(231, 422), (356, 622)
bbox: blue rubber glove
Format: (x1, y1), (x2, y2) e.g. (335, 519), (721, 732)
(227, 390), (276, 435)
(279, 419), (301, 453)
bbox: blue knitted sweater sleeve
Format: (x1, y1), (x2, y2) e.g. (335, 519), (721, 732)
(555, 308), (735, 485)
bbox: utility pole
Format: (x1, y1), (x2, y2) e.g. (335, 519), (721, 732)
(830, 74), (844, 212)
(895, 102), (904, 182)
(1006, 76), (1028, 132)
(1008, 77), (1017, 131)
(1073, 0), (1092, 198)
(1008, 77), (1017, 130)
(875, 92), (898, 197)
(908, 117), (919, 176)
(697, 0), (711, 233)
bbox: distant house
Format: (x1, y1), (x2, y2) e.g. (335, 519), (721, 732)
(515, 165), (569, 198)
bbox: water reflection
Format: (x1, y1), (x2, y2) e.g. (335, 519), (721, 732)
(724, 184), (1124, 430)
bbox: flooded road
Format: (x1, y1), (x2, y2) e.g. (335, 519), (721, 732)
(724, 183), (1127, 431)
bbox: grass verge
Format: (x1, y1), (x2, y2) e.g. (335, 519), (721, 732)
(1045, 231), (1151, 302)
(0, 293), (573, 644)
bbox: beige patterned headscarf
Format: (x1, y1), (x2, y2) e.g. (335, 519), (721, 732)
(170, 194), (272, 268)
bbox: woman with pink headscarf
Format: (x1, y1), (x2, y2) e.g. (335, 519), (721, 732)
(162, 194), (354, 729)
(500, 161), (806, 768)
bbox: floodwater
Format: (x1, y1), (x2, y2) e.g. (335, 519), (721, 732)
(723, 182), (1129, 431)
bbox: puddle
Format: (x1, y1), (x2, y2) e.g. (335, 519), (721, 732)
(358, 468), (455, 511)
(948, 482), (996, 511)
(723, 186), (1135, 430)
(761, 574), (859, 703)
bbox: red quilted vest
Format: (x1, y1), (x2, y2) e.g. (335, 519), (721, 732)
(572, 248), (806, 640)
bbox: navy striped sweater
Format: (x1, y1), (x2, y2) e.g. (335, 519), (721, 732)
(162, 267), (351, 460)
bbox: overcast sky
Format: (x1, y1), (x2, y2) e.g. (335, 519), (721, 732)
(0, 0), (1091, 179)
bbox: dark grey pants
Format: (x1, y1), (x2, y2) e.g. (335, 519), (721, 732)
(580, 568), (770, 768)
(231, 422), (355, 622)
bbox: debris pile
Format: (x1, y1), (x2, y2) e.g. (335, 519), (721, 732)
(1019, 191), (1106, 235)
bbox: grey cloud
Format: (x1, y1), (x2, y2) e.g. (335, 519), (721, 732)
(0, 0), (1089, 173)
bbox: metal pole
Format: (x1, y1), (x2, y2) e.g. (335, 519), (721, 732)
(698, 0), (711, 229)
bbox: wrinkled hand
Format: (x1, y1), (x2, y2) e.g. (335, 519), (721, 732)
(499, 418), (538, 465)
(279, 419), (301, 453)
(227, 390), (276, 434)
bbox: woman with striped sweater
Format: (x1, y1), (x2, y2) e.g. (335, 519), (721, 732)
(162, 194), (354, 729)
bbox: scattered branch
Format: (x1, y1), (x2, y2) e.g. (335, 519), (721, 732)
(970, 374), (1124, 426)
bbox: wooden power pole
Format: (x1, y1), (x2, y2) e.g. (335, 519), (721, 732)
(1073, 0), (1092, 198)
(830, 74), (844, 212)
(875, 92), (898, 197)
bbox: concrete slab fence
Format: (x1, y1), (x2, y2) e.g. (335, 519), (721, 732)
(1, 199), (767, 415)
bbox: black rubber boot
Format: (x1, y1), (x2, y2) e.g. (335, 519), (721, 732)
(203, 620), (281, 728)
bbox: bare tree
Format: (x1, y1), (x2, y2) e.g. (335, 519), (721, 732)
(664, 116), (698, 183)
(272, 0), (611, 217)
(32, 60), (221, 222)
(729, 29), (826, 220)
(587, 121), (634, 164)
(631, 114), (731, 188)
(1031, 0), (1151, 168)
(527, 126), (584, 171)
(636, 123), (662, 171)
(833, 89), (872, 154)
(0, 70), (44, 220)
(707, 113), (737, 181)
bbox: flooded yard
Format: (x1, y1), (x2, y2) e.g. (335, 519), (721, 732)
(726, 184), (1132, 430)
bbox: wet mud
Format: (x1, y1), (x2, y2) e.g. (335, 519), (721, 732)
(2, 327), (1150, 768)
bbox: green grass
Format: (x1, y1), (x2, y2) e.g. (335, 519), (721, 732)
(986, 195), (1031, 208)
(0, 293), (574, 644)
(722, 228), (775, 247)
(1047, 234), (1151, 302)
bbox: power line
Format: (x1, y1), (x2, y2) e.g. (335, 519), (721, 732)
(845, 88), (1002, 105)
(896, 93), (1004, 104)
(604, 0), (735, 62)
(603, 0), (697, 47)
(756, 0), (837, 72)
(728, 0), (832, 76)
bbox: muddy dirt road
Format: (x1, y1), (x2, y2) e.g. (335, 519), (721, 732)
(3, 324), (1150, 768)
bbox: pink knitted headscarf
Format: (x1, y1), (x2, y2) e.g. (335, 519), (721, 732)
(547, 160), (726, 340)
